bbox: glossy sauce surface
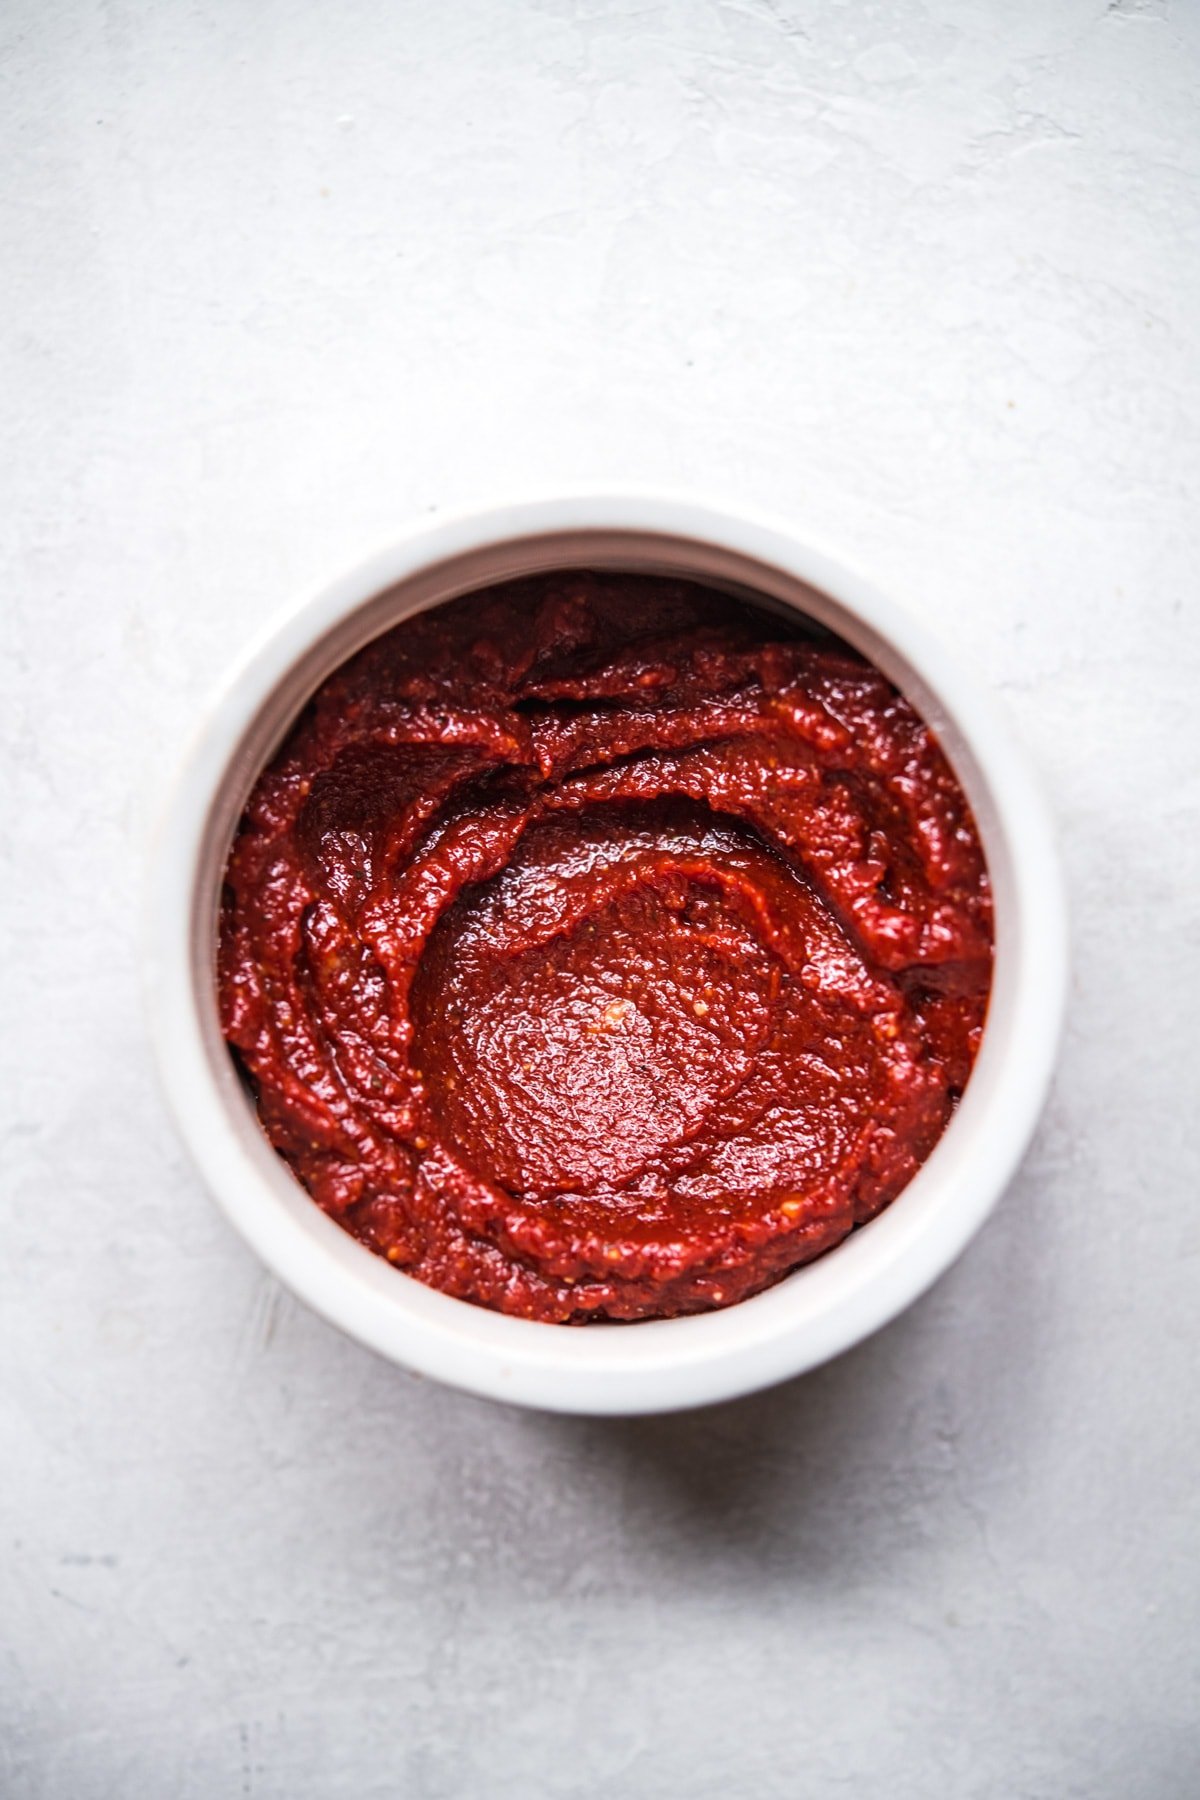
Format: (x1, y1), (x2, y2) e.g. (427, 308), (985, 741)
(219, 573), (993, 1321)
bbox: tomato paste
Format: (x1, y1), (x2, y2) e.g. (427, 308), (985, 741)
(219, 571), (992, 1322)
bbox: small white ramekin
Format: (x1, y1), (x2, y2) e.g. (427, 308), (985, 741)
(147, 495), (1067, 1415)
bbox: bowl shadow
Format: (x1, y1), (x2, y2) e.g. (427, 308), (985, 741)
(514, 1201), (1052, 1599)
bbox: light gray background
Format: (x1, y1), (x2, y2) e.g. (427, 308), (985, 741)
(4, 2), (1198, 1795)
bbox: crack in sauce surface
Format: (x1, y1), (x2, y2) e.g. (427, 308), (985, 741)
(219, 572), (993, 1322)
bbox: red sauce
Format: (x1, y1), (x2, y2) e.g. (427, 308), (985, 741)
(219, 572), (992, 1322)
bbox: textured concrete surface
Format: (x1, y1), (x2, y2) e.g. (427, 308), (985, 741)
(3, 2), (1199, 1795)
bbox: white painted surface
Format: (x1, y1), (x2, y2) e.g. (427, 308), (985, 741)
(3, 1), (1197, 1794)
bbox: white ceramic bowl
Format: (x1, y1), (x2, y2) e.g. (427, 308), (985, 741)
(148, 494), (1067, 1415)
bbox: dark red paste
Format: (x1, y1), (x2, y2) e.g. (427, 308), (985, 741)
(219, 572), (992, 1322)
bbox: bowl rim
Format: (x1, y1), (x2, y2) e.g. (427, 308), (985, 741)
(145, 491), (1068, 1415)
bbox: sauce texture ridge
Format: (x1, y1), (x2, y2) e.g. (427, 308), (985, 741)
(219, 573), (993, 1322)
